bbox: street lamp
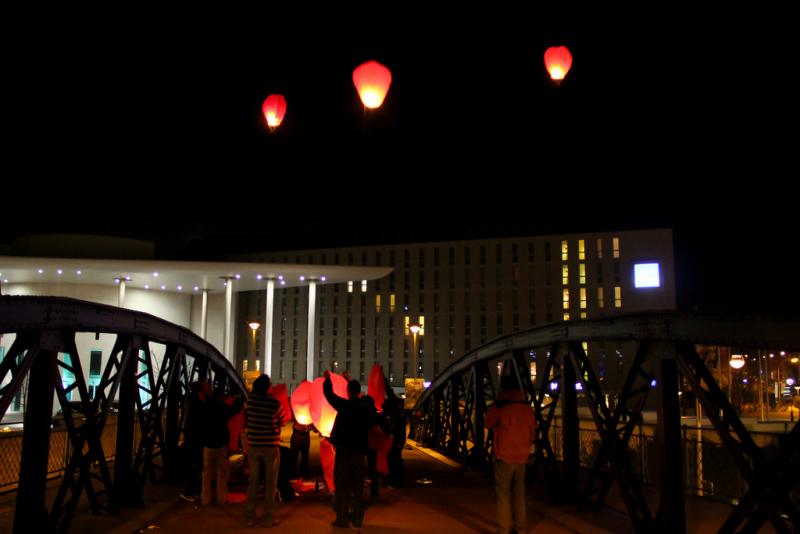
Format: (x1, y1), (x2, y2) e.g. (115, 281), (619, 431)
(409, 323), (421, 379)
(248, 321), (260, 373)
(729, 354), (746, 413)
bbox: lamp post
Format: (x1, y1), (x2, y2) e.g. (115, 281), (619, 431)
(729, 354), (745, 412)
(409, 323), (421, 379)
(248, 321), (260, 373)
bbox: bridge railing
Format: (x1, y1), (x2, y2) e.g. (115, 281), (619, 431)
(0, 296), (246, 532)
(412, 313), (800, 533)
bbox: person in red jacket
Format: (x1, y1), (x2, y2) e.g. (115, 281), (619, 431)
(485, 375), (536, 534)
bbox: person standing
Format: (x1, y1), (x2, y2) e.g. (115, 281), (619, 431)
(323, 370), (380, 529)
(289, 419), (313, 479)
(200, 384), (234, 506)
(180, 381), (207, 502)
(244, 374), (287, 528)
(485, 375), (536, 534)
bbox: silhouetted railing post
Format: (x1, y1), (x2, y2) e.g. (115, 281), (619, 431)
(656, 346), (686, 533)
(561, 348), (580, 502)
(15, 345), (55, 533)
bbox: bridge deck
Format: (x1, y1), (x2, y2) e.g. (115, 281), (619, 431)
(2, 427), (759, 534)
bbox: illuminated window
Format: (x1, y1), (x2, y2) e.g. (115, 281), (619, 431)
(562, 264), (569, 285)
(579, 264), (586, 285)
(561, 240), (568, 261)
(613, 237), (620, 259)
(598, 287), (605, 308)
(375, 295), (381, 313)
(563, 312), (570, 321)
(404, 316), (410, 335)
(347, 280), (354, 293)
(634, 263), (661, 288)
(563, 288), (570, 309)
(580, 312), (587, 319)
(578, 240), (585, 260)
(580, 287), (587, 309)
(614, 286), (622, 308)
(390, 294), (396, 313)
(582, 341), (588, 353)
(597, 238), (603, 259)
(419, 315), (425, 335)
(361, 280), (367, 292)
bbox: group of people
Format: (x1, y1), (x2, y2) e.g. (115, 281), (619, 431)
(179, 370), (535, 533)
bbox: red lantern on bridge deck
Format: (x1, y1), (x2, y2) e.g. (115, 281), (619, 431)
(290, 380), (313, 425)
(262, 94), (287, 132)
(310, 373), (348, 438)
(352, 60), (392, 109)
(270, 383), (291, 421)
(544, 46), (573, 82)
(367, 363), (386, 411)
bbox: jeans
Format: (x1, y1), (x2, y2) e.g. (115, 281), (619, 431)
(245, 446), (280, 525)
(333, 448), (367, 526)
(201, 446), (229, 505)
(494, 460), (527, 533)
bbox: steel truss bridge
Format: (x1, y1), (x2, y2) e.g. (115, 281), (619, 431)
(413, 313), (800, 533)
(0, 296), (246, 533)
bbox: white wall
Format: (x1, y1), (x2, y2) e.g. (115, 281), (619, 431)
(1, 282), (228, 420)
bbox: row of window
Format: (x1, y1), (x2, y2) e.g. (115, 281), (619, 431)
(264, 237), (622, 268)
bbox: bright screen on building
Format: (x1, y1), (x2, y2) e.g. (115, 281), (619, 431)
(634, 262), (661, 288)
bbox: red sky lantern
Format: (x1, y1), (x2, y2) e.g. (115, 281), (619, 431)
(309, 373), (348, 437)
(544, 46), (573, 82)
(367, 364), (386, 411)
(270, 383), (291, 422)
(261, 94), (287, 131)
(290, 380), (313, 425)
(352, 60), (392, 109)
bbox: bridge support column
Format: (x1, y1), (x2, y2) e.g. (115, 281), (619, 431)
(15, 347), (55, 533)
(656, 347), (686, 533)
(472, 363), (487, 467)
(264, 278), (275, 376)
(306, 280), (317, 381)
(561, 347), (580, 502)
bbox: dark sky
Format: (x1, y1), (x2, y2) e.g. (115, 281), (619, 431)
(3, 7), (798, 313)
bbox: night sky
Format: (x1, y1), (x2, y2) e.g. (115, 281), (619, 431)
(3, 7), (798, 314)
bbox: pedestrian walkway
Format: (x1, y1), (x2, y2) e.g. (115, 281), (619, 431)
(0, 428), (754, 533)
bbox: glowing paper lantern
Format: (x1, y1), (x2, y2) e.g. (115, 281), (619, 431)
(367, 364), (386, 411)
(290, 380), (313, 425)
(352, 60), (392, 109)
(309, 373), (348, 438)
(544, 46), (573, 82)
(270, 383), (291, 422)
(262, 94), (287, 131)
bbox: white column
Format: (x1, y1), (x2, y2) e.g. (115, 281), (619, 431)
(200, 289), (210, 339)
(264, 279), (275, 377)
(306, 280), (317, 382)
(223, 278), (234, 361)
(118, 280), (126, 307)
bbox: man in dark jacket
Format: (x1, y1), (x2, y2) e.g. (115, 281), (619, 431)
(323, 370), (379, 528)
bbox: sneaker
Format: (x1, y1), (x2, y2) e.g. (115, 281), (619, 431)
(245, 520), (255, 527)
(264, 519), (281, 528)
(220, 499), (233, 506)
(179, 494), (197, 503)
(331, 519), (350, 528)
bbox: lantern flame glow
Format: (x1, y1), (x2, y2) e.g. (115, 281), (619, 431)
(290, 380), (313, 425)
(544, 46), (573, 82)
(261, 94), (287, 131)
(352, 60), (392, 109)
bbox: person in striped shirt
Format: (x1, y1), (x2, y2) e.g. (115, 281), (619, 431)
(244, 374), (287, 528)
